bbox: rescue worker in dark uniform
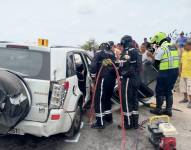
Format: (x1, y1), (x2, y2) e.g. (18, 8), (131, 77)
(118, 35), (142, 129)
(90, 43), (116, 129)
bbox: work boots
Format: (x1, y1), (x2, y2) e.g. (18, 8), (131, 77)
(132, 114), (139, 129)
(118, 116), (133, 130)
(124, 116), (133, 129)
(104, 114), (113, 126)
(162, 95), (173, 117)
(91, 117), (105, 129)
(150, 96), (164, 115)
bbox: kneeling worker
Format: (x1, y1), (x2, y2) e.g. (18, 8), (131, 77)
(90, 43), (116, 129)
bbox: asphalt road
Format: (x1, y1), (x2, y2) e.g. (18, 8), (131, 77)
(0, 93), (190, 150)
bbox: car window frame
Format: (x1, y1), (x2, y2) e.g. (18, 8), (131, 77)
(66, 52), (76, 78)
(0, 47), (50, 80)
(82, 52), (92, 71)
(72, 52), (88, 73)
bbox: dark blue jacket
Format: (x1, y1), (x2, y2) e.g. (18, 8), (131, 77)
(90, 50), (116, 78)
(119, 48), (142, 78)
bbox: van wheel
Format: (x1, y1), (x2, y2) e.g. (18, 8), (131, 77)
(65, 105), (82, 138)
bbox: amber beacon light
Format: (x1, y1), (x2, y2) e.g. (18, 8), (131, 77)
(38, 38), (49, 47)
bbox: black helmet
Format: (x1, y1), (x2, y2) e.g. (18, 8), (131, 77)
(99, 43), (111, 51)
(108, 41), (114, 47)
(120, 35), (133, 48)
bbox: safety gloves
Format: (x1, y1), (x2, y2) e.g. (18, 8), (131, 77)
(102, 59), (113, 67)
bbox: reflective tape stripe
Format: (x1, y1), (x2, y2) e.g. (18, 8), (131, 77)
(125, 78), (131, 125)
(129, 48), (134, 51)
(161, 56), (180, 63)
(119, 60), (127, 67)
(96, 113), (105, 117)
(132, 111), (139, 115)
(104, 110), (112, 115)
(130, 61), (136, 64)
(104, 50), (114, 55)
(91, 73), (96, 77)
(99, 79), (104, 125)
(123, 112), (132, 117)
(123, 111), (139, 116)
(160, 61), (179, 70)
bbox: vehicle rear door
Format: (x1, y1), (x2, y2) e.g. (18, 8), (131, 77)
(72, 52), (91, 104)
(0, 46), (50, 123)
(62, 52), (81, 111)
(24, 50), (50, 122)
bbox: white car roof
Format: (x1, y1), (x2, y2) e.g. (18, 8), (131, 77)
(51, 45), (84, 53)
(0, 42), (84, 53)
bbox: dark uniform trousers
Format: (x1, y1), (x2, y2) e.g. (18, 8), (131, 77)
(155, 68), (179, 111)
(121, 77), (140, 128)
(94, 75), (116, 126)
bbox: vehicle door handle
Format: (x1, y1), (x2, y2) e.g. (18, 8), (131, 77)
(72, 85), (78, 96)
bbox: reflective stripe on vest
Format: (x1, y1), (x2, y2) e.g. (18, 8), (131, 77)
(159, 42), (180, 70)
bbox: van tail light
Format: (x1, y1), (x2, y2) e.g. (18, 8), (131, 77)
(63, 81), (69, 90)
(49, 81), (69, 109)
(51, 114), (61, 120)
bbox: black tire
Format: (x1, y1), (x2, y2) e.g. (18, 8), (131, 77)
(65, 105), (82, 138)
(0, 70), (31, 134)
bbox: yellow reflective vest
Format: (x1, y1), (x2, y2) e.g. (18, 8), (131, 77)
(159, 42), (179, 70)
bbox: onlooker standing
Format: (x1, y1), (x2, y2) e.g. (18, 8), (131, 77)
(140, 43), (153, 62)
(176, 31), (187, 49)
(144, 37), (148, 43)
(143, 37), (151, 47)
(133, 40), (139, 49)
(114, 43), (124, 59)
(140, 43), (153, 84)
(116, 43), (124, 51)
(179, 39), (191, 108)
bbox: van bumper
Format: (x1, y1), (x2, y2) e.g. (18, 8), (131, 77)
(11, 109), (75, 137)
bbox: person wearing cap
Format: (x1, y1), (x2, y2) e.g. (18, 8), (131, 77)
(176, 31), (188, 49)
(148, 32), (180, 117)
(179, 39), (191, 108)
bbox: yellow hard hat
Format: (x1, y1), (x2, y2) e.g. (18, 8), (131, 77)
(150, 32), (167, 45)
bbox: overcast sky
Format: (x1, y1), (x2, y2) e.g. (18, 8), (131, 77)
(0, 0), (191, 46)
